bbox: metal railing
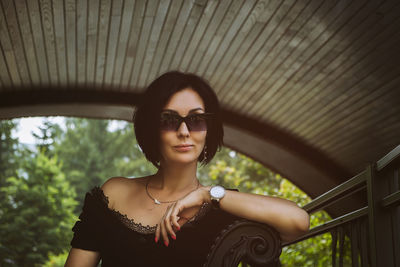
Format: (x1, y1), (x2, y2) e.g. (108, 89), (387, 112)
(284, 145), (400, 267)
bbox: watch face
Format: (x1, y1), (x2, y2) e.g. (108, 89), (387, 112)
(211, 186), (225, 198)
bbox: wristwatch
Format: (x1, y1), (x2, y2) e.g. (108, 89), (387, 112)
(209, 185), (226, 209)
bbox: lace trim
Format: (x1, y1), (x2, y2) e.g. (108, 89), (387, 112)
(91, 186), (211, 235)
(110, 209), (158, 234)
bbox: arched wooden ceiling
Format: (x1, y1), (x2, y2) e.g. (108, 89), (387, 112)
(1, 0), (400, 216)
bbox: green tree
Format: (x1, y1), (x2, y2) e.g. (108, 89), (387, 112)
(53, 118), (155, 213)
(31, 119), (63, 157)
(200, 148), (341, 266)
(198, 147), (281, 194)
(0, 152), (78, 266)
(0, 120), (20, 187)
(43, 251), (69, 267)
(6, 117), (349, 266)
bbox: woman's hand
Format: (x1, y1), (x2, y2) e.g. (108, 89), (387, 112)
(155, 187), (210, 247)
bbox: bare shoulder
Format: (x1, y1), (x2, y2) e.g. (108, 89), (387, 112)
(100, 175), (152, 209)
(100, 177), (135, 209)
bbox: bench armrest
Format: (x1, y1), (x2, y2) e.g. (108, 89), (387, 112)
(203, 219), (282, 267)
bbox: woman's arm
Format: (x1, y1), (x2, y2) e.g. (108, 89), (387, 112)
(158, 186), (310, 244)
(64, 248), (101, 267)
(201, 186), (310, 242)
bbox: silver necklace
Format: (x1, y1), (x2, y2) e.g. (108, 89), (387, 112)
(145, 176), (200, 205)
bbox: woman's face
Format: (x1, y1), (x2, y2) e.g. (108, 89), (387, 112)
(159, 88), (207, 166)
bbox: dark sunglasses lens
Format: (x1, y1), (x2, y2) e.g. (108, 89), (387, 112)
(160, 113), (210, 131)
(186, 114), (207, 131)
(160, 114), (180, 131)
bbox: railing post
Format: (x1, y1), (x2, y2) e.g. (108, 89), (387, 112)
(366, 163), (395, 267)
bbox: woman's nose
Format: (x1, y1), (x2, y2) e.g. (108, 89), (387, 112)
(177, 121), (190, 136)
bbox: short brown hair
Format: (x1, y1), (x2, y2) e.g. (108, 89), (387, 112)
(133, 71), (224, 169)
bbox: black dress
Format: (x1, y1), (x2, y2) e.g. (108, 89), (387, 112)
(70, 186), (241, 267)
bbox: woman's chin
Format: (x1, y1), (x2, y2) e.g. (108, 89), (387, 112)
(168, 154), (199, 164)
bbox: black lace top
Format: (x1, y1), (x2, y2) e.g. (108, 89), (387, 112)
(70, 186), (241, 267)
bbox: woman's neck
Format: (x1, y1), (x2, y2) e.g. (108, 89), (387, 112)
(151, 161), (200, 195)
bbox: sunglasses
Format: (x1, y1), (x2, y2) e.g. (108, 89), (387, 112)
(160, 112), (214, 132)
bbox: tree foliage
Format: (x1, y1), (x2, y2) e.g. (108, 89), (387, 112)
(53, 118), (155, 213)
(0, 120), (20, 188)
(0, 152), (77, 266)
(1, 117), (345, 266)
(199, 148), (338, 266)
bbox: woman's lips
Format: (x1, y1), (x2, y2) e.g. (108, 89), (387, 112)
(174, 145), (193, 152)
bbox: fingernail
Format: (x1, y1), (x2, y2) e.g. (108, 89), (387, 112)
(171, 235), (176, 240)
(177, 226), (180, 230)
(155, 237), (158, 243)
(164, 240), (169, 247)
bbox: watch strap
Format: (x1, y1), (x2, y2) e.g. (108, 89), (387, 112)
(209, 185), (226, 210)
(211, 198), (220, 210)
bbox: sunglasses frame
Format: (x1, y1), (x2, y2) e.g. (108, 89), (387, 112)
(159, 112), (214, 132)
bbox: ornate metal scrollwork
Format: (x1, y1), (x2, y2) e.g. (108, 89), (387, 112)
(204, 219), (282, 267)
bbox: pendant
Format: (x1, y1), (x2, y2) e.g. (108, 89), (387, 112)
(154, 199), (161, 205)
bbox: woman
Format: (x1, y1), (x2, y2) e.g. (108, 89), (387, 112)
(65, 71), (310, 266)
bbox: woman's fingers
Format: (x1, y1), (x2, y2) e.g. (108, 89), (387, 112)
(155, 196), (201, 247)
(170, 202), (183, 230)
(160, 211), (170, 247)
(155, 222), (160, 244)
(164, 204), (178, 242)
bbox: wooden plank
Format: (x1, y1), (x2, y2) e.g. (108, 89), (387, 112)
(2, 0), (31, 86)
(266, 0), (387, 125)
(377, 145), (400, 171)
(359, 219), (369, 266)
(86, 0), (100, 85)
(215, 0), (285, 100)
(330, 119), (400, 167)
(120, 0), (145, 89)
(15, 0), (41, 85)
(65, 0), (77, 85)
(230, 0), (329, 113)
(51, 0), (67, 85)
(138, 0), (171, 88)
(183, 0), (230, 73)
(203, 0), (256, 79)
(103, 0), (123, 87)
(129, 0), (158, 88)
(145, 0), (184, 86)
(233, 0), (343, 114)
(232, 0), (311, 113)
(240, 0), (359, 117)
(314, 69), (400, 152)
(391, 169), (400, 267)
(76, 0), (87, 85)
(167, 0), (215, 71)
(331, 229), (338, 267)
(39, 0), (59, 86)
(326, 103), (400, 162)
(283, 2), (400, 136)
(197, 0), (245, 75)
(212, 0), (274, 94)
(338, 135), (400, 173)
(0, 1), (22, 86)
(157, 0), (193, 77)
(26, 0), (49, 84)
(350, 221), (360, 267)
(294, 21), (400, 145)
(0, 46), (12, 87)
(296, 47), (399, 140)
(338, 226), (345, 267)
(95, 0), (111, 85)
(111, 0), (135, 88)
(330, 113), (400, 165)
